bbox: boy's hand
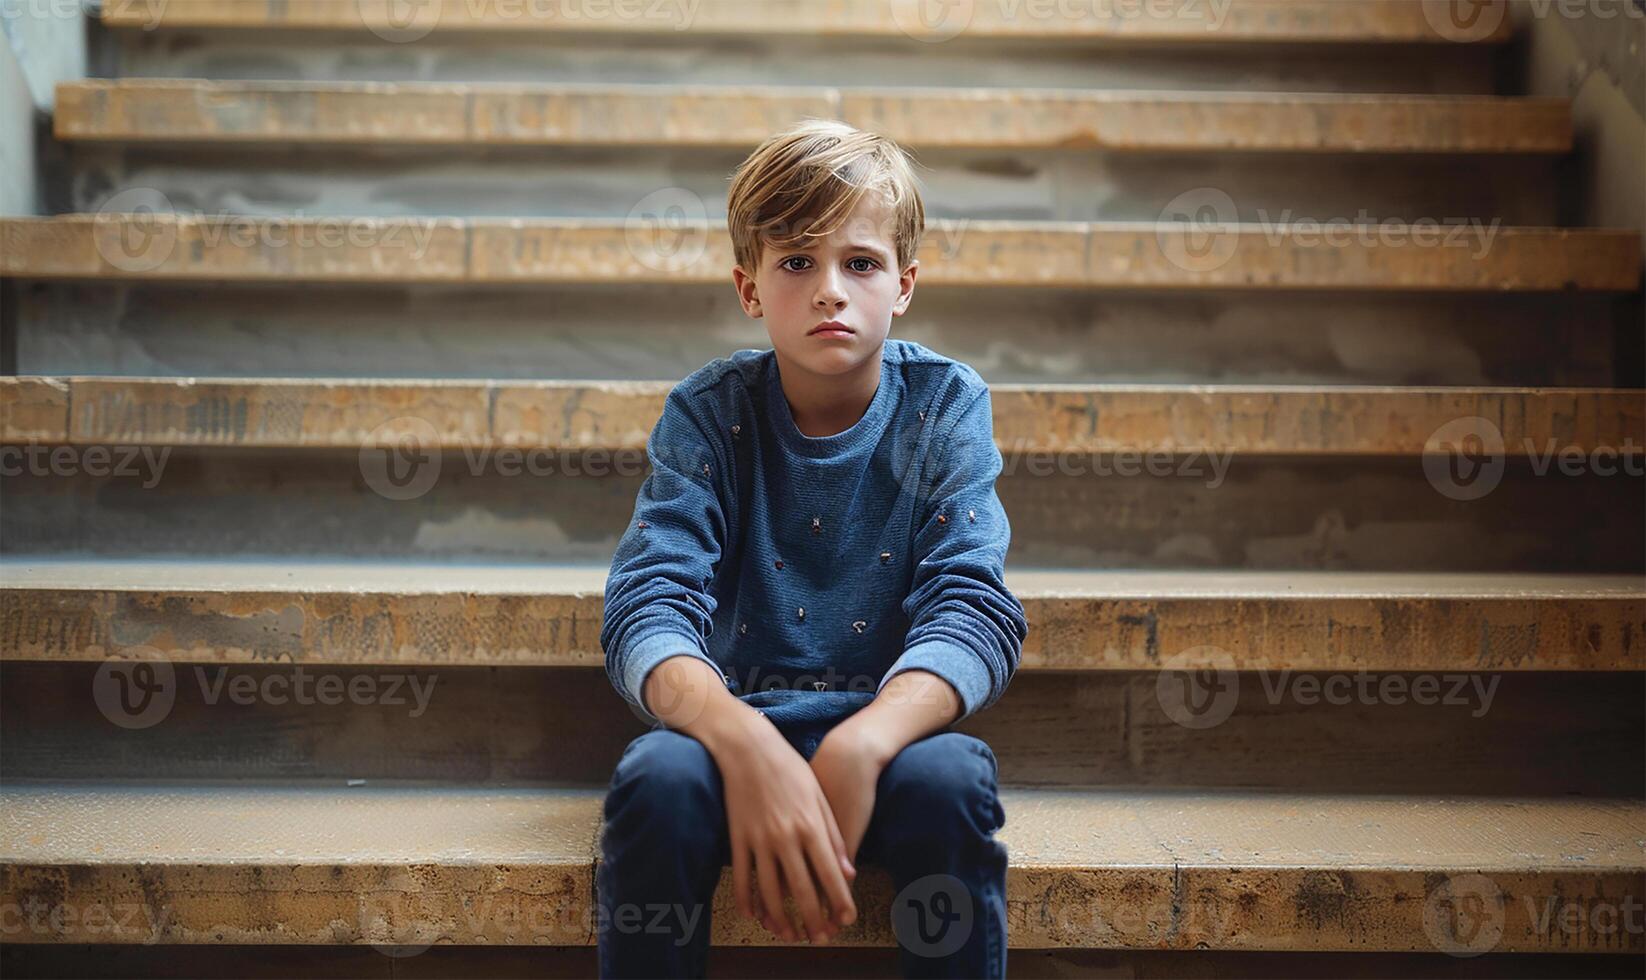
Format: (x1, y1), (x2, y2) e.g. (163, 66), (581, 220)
(809, 721), (898, 868)
(704, 708), (859, 944)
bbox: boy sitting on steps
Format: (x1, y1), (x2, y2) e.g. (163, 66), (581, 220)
(597, 118), (1029, 979)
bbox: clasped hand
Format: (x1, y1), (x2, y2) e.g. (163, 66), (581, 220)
(719, 715), (892, 944)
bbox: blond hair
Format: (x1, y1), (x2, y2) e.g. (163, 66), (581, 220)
(726, 119), (926, 274)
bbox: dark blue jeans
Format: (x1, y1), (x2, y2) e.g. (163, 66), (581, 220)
(595, 714), (1008, 978)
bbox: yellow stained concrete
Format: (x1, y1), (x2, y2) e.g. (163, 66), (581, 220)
(3, 562), (1641, 671)
(1, 784), (1638, 949)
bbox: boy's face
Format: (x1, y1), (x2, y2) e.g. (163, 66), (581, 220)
(731, 193), (918, 378)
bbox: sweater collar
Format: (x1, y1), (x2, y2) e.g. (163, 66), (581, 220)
(767, 344), (895, 459)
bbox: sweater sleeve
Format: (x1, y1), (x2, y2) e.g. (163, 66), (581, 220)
(876, 383), (1029, 724)
(600, 386), (729, 727)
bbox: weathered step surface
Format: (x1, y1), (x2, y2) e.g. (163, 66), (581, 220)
(5, 217), (1639, 291)
(97, 0), (1513, 44)
(5, 447), (1639, 572)
(3, 659), (1641, 794)
(5, 376), (1641, 456)
(7, 283), (1617, 386)
(3, 561), (1642, 672)
(52, 81), (1572, 153)
(10, 945), (1644, 980)
(2, 783), (1638, 951)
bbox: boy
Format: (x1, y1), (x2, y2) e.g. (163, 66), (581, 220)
(596, 118), (1029, 979)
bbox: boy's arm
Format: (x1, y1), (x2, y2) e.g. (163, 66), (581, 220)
(600, 387), (732, 727)
(883, 382), (1027, 723)
(812, 382), (1027, 861)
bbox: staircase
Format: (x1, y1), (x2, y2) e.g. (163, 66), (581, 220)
(2, 1), (1643, 976)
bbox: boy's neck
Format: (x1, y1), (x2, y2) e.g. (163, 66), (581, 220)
(774, 343), (885, 438)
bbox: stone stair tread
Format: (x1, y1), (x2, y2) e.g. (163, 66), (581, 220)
(2, 782), (1639, 949)
(5, 375), (1641, 455)
(5, 560), (1641, 671)
(5, 558), (1643, 599)
(3, 781), (1638, 871)
(52, 80), (1570, 152)
(5, 216), (1639, 291)
(97, 0), (1516, 44)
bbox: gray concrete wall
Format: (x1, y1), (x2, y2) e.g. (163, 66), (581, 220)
(1517, 1), (1646, 253)
(0, 30), (31, 214)
(1, 0), (88, 215)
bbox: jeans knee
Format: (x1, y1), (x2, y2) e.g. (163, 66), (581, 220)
(604, 729), (724, 847)
(877, 732), (1003, 840)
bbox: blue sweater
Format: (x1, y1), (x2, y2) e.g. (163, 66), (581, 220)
(600, 338), (1029, 732)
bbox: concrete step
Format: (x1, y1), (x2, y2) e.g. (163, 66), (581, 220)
(88, 20), (1503, 96)
(6, 216), (1637, 291)
(11, 945), (1646, 980)
(52, 80), (1572, 153)
(98, 0), (1514, 44)
(5, 561), (1641, 672)
(9, 282), (1622, 386)
(5, 445), (1639, 571)
(5, 375), (1641, 456)
(1, 782), (1638, 950)
(5, 656), (1640, 791)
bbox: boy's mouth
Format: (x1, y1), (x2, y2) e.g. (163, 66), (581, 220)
(809, 320), (855, 338)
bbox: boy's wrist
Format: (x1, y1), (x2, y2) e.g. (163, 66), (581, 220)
(826, 711), (904, 770)
(691, 696), (771, 759)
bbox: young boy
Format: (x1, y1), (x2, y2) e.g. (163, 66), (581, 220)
(596, 119), (1029, 979)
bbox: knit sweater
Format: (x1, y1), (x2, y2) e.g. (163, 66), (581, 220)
(600, 338), (1029, 732)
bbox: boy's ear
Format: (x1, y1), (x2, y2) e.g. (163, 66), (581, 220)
(731, 265), (762, 318)
(893, 259), (919, 316)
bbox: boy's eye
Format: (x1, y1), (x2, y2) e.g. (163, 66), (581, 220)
(779, 256), (880, 273)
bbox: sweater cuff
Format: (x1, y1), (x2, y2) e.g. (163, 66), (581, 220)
(877, 638), (993, 723)
(621, 630), (721, 727)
